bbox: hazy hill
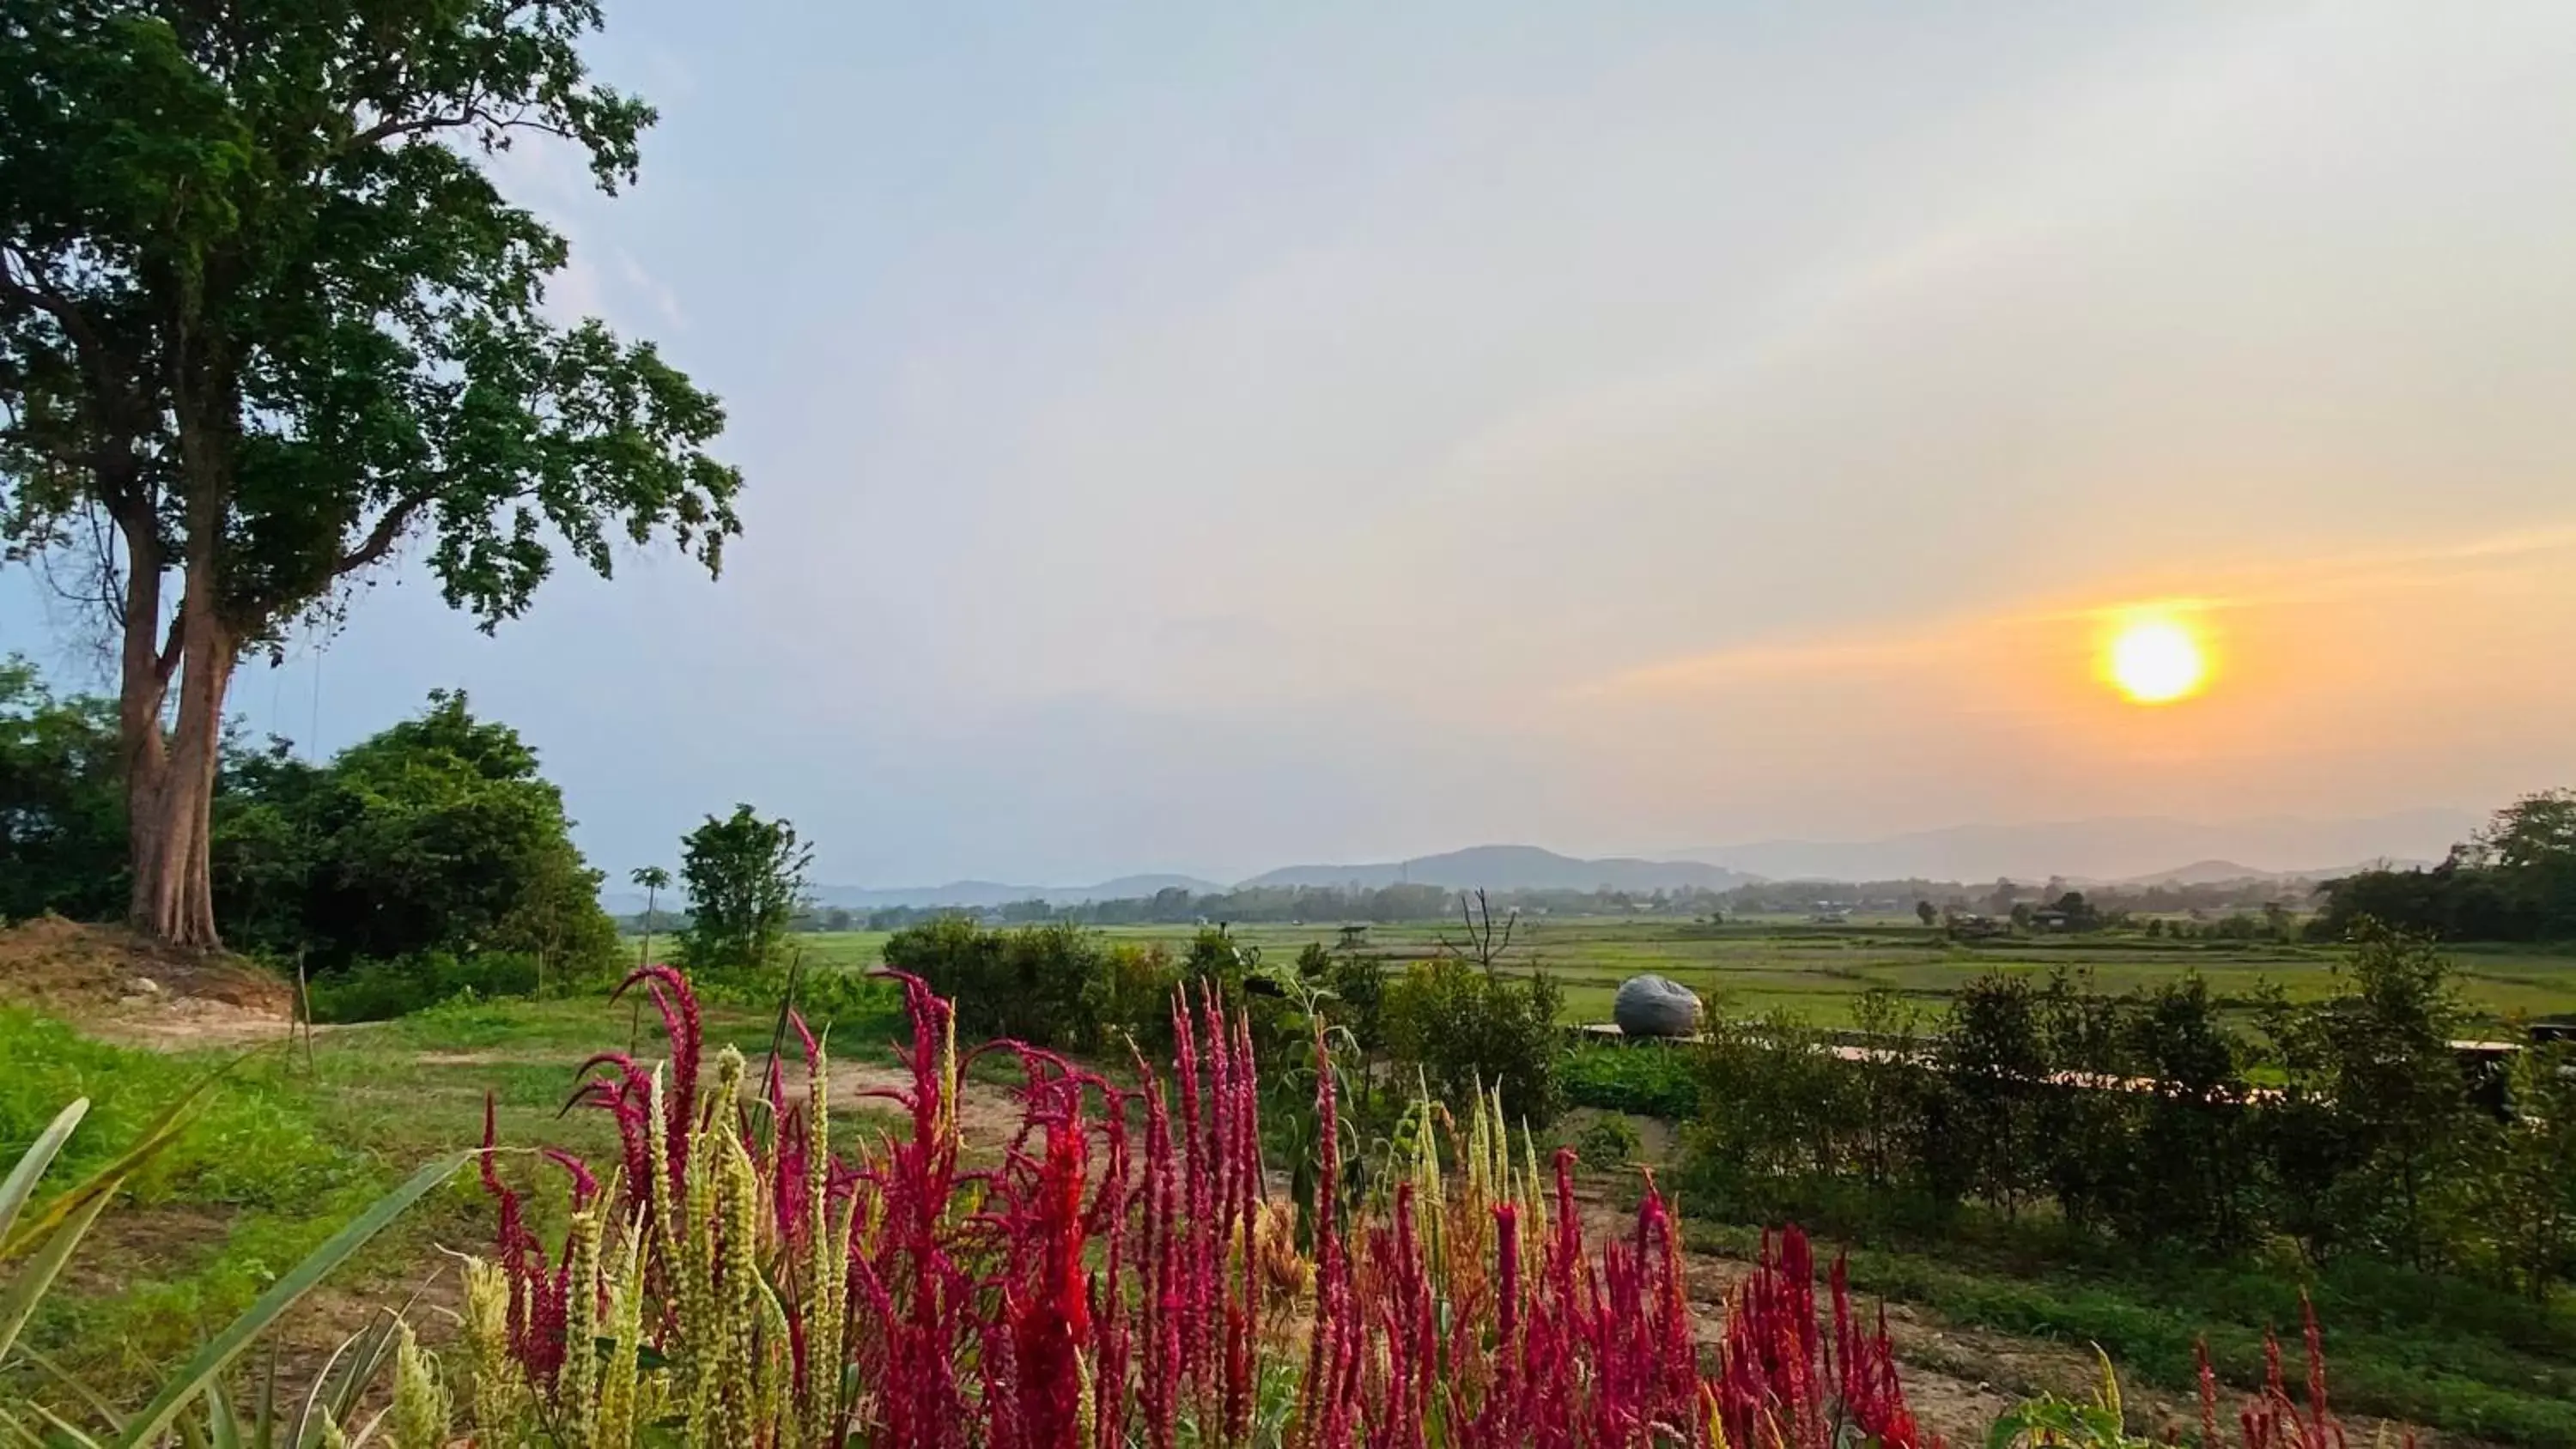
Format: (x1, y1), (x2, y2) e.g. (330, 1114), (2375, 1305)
(1667, 810), (2476, 885)
(1242, 844), (1752, 893)
(2102, 858), (2431, 888)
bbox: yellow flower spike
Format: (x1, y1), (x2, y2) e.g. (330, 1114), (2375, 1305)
(756, 1277), (793, 1446)
(1077, 1350), (1098, 1449)
(1702, 1383), (1730, 1449)
(561, 1208), (603, 1448)
(2093, 1344), (2123, 1420)
(460, 1258), (526, 1446)
(939, 1012), (960, 1149)
(597, 1222), (647, 1449)
(391, 1319), (452, 1449)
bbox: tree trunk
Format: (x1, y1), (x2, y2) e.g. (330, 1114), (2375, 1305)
(123, 575), (235, 950)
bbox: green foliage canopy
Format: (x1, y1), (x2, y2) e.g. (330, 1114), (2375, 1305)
(216, 688), (618, 974)
(0, 0), (741, 944)
(678, 805), (810, 973)
(0, 657), (125, 921)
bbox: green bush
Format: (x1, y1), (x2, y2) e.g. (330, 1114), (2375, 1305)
(1561, 1045), (1698, 1119)
(880, 917), (1182, 1052)
(1574, 1113), (1644, 1169)
(1382, 955), (1563, 1126)
(1672, 935), (2559, 1291)
(304, 951), (544, 1022)
(689, 964), (902, 1040)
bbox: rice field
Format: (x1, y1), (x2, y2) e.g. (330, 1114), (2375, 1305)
(778, 918), (2576, 1029)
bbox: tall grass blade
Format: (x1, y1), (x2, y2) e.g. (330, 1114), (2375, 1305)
(111, 1149), (473, 1449)
(19, 1344), (125, 1434)
(24, 1401), (107, 1449)
(204, 1377), (241, 1449)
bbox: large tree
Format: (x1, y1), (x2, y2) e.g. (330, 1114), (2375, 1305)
(0, 0), (741, 946)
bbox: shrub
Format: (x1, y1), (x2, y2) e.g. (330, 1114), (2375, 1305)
(1685, 1011), (1871, 1219)
(1574, 1112), (1644, 1169)
(1382, 955), (1564, 1126)
(686, 963), (901, 1039)
(879, 916), (1180, 1051)
(1561, 1045), (1698, 1119)
(2257, 922), (2481, 1269)
(303, 951), (543, 1022)
(1297, 941), (1390, 1051)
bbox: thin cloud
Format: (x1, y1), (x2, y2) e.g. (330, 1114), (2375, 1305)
(1582, 524), (2576, 700)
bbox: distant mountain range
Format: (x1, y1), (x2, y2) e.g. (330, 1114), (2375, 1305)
(1242, 845), (1753, 894)
(1659, 810), (2476, 886)
(2090, 858), (2428, 888)
(602, 811), (2481, 914)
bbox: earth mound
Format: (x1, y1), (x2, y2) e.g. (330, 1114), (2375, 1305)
(0, 914), (295, 1048)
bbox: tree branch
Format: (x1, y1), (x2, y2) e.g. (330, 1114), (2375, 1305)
(155, 606), (186, 684)
(0, 247), (124, 397)
(341, 100), (577, 155)
(332, 490), (438, 579)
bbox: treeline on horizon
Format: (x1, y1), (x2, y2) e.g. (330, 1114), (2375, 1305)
(785, 795), (2576, 943)
(805, 874), (2342, 933)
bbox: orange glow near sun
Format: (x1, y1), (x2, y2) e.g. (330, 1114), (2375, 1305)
(2104, 615), (2210, 705)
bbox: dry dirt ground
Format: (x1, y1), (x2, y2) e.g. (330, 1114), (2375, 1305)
(0, 914), (299, 1049)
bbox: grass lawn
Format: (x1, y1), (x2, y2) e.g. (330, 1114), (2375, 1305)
(0, 989), (907, 1402)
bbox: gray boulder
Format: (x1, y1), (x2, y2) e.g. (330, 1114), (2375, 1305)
(1613, 973), (1704, 1038)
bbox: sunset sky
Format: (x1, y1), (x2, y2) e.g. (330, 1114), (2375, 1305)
(8, 2), (2573, 884)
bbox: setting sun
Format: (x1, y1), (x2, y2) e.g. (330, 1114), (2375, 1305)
(2106, 618), (2208, 704)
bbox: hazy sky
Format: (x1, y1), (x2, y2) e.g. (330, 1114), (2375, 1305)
(9, 2), (2576, 885)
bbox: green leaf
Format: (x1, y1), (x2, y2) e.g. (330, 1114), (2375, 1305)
(0, 1099), (88, 1252)
(0, 1175), (119, 1363)
(112, 1149), (472, 1449)
(3, 1059), (244, 1259)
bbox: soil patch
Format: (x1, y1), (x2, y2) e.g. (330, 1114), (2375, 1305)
(0, 915), (295, 1049)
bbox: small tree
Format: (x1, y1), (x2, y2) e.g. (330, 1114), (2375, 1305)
(630, 865), (673, 968)
(1914, 900), (1939, 928)
(1382, 956), (1562, 1126)
(1939, 973), (2048, 1218)
(2488, 1041), (2576, 1299)
(678, 805), (809, 973)
(2260, 922), (2474, 1266)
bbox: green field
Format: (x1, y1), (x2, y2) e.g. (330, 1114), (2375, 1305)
(775, 918), (2576, 1028)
